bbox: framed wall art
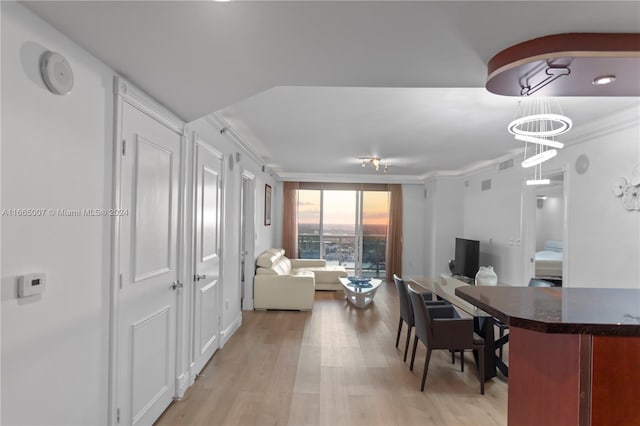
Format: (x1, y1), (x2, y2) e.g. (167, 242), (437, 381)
(264, 184), (272, 226)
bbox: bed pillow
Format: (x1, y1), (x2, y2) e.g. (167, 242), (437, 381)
(544, 240), (563, 253)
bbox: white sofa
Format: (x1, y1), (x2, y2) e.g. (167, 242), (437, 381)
(254, 248), (348, 310)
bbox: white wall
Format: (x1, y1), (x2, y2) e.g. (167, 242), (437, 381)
(462, 109), (640, 287)
(423, 177), (464, 278)
(423, 179), (436, 277)
(434, 178), (465, 276)
(563, 122), (640, 288)
(1, 3), (112, 424)
(402, 184), (426, 276)
(463, 164), (527, 285)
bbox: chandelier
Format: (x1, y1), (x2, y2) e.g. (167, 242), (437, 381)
(360, 157), (389, 173)
(508, 98), (571, 185)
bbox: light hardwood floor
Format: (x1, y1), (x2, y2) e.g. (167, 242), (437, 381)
(156, 282), (508, 426)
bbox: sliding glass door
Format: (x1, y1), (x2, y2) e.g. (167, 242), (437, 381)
(297, 187), (389, 278)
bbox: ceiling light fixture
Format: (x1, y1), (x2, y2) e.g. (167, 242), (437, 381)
(514, 134), (564, 149)
(360, 157), (389, 173)
(527, 179), (551, 186)
(522, 149), (558, 168)
(486, 33), (640, 97)
(510, 98), (570, 186)
(592, 75), (616, 86)
(508, 113), (572, 137)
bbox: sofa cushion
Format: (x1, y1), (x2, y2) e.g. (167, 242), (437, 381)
(256, 257), (292, 276)
(272, 258), (292, 275)
(293, 265), (347, 283)
(255, 267), (278, 275)
(256, 250), (282, 268)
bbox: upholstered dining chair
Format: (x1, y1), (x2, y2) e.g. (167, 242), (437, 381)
(393, 275), (447, 362)
(407, 284), (485, 394)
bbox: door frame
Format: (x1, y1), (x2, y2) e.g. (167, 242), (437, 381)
(108, 77), (187, 425)
(240, 170), (256, 310)
(520, 166), (569, 287)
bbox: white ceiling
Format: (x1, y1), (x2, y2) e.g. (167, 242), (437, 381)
(24, 1), (640, 180)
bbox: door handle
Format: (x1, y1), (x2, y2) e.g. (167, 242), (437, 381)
(194, 274), (207, 282)
(170, 280), (184, 290)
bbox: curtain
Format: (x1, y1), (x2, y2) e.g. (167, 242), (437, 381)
(282, 181), (299, 258)
(386, 184), (403, 281)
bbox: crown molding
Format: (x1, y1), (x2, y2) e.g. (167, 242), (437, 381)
(114, 76), (185, 135)
(418, 150), (523, 181)
(204, 113), (269, 172)
(210, 103), (638, 184)
(562, 104), (640, 146)
(421, 103), (639, 181)
(277, 172), (425, 184)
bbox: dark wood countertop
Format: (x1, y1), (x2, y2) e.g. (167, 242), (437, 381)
(455, 286), (640, 336)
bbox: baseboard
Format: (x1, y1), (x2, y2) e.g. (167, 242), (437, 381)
(175, 371), (190, 399)
(242, 298), (254, 310)
(220, 313), (242, 348)
(189, 362), (197, 385)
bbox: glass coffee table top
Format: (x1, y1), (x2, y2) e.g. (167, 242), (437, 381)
(339, 277), (382, 307)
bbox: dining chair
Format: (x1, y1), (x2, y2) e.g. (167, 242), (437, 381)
(393, 275), (448, 362)
(407, 284), (485, 394)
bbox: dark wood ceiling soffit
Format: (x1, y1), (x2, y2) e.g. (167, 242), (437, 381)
(486, 33), (640, 97)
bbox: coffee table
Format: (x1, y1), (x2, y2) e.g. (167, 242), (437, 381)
(338, 277), (382, 308)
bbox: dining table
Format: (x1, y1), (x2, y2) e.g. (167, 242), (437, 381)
(409, 276), (508, 381)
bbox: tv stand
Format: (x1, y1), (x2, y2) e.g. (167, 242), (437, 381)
(452, 274), (474, 285)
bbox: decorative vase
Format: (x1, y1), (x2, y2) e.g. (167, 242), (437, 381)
(475, 266), (498, 286)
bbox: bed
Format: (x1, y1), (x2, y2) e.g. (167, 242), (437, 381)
(535, 240), (563, 279)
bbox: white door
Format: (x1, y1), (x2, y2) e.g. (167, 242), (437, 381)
(118, 102), (182, 426)
(240, 173), (255, 310)
(192, 138), (223, 375)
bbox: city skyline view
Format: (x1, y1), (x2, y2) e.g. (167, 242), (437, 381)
(297, 189), (390, 226)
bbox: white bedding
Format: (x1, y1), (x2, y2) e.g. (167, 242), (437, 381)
(534, 250), (563, 262)
(535, 240), (563, 278)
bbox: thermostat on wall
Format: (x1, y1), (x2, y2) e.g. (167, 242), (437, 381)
(18, 273), (46, 297)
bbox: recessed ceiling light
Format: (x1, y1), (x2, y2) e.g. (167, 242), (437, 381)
(592, 75), (616, 86)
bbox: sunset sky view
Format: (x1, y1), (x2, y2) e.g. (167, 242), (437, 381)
(297, 190), (389, 226)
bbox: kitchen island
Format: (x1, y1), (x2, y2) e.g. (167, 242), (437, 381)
(455, 286), (640, 426)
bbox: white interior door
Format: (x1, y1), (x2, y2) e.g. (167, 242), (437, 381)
(240, 173), (255, 310)
(192, 138), (222, 375)
(118, 102), (182, 425)
(522, 186), (537, 284)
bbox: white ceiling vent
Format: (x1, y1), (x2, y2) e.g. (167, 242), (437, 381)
(498, 159), (514, 171)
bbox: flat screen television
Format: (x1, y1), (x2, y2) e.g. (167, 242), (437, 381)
(454, 238), (480, 280)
